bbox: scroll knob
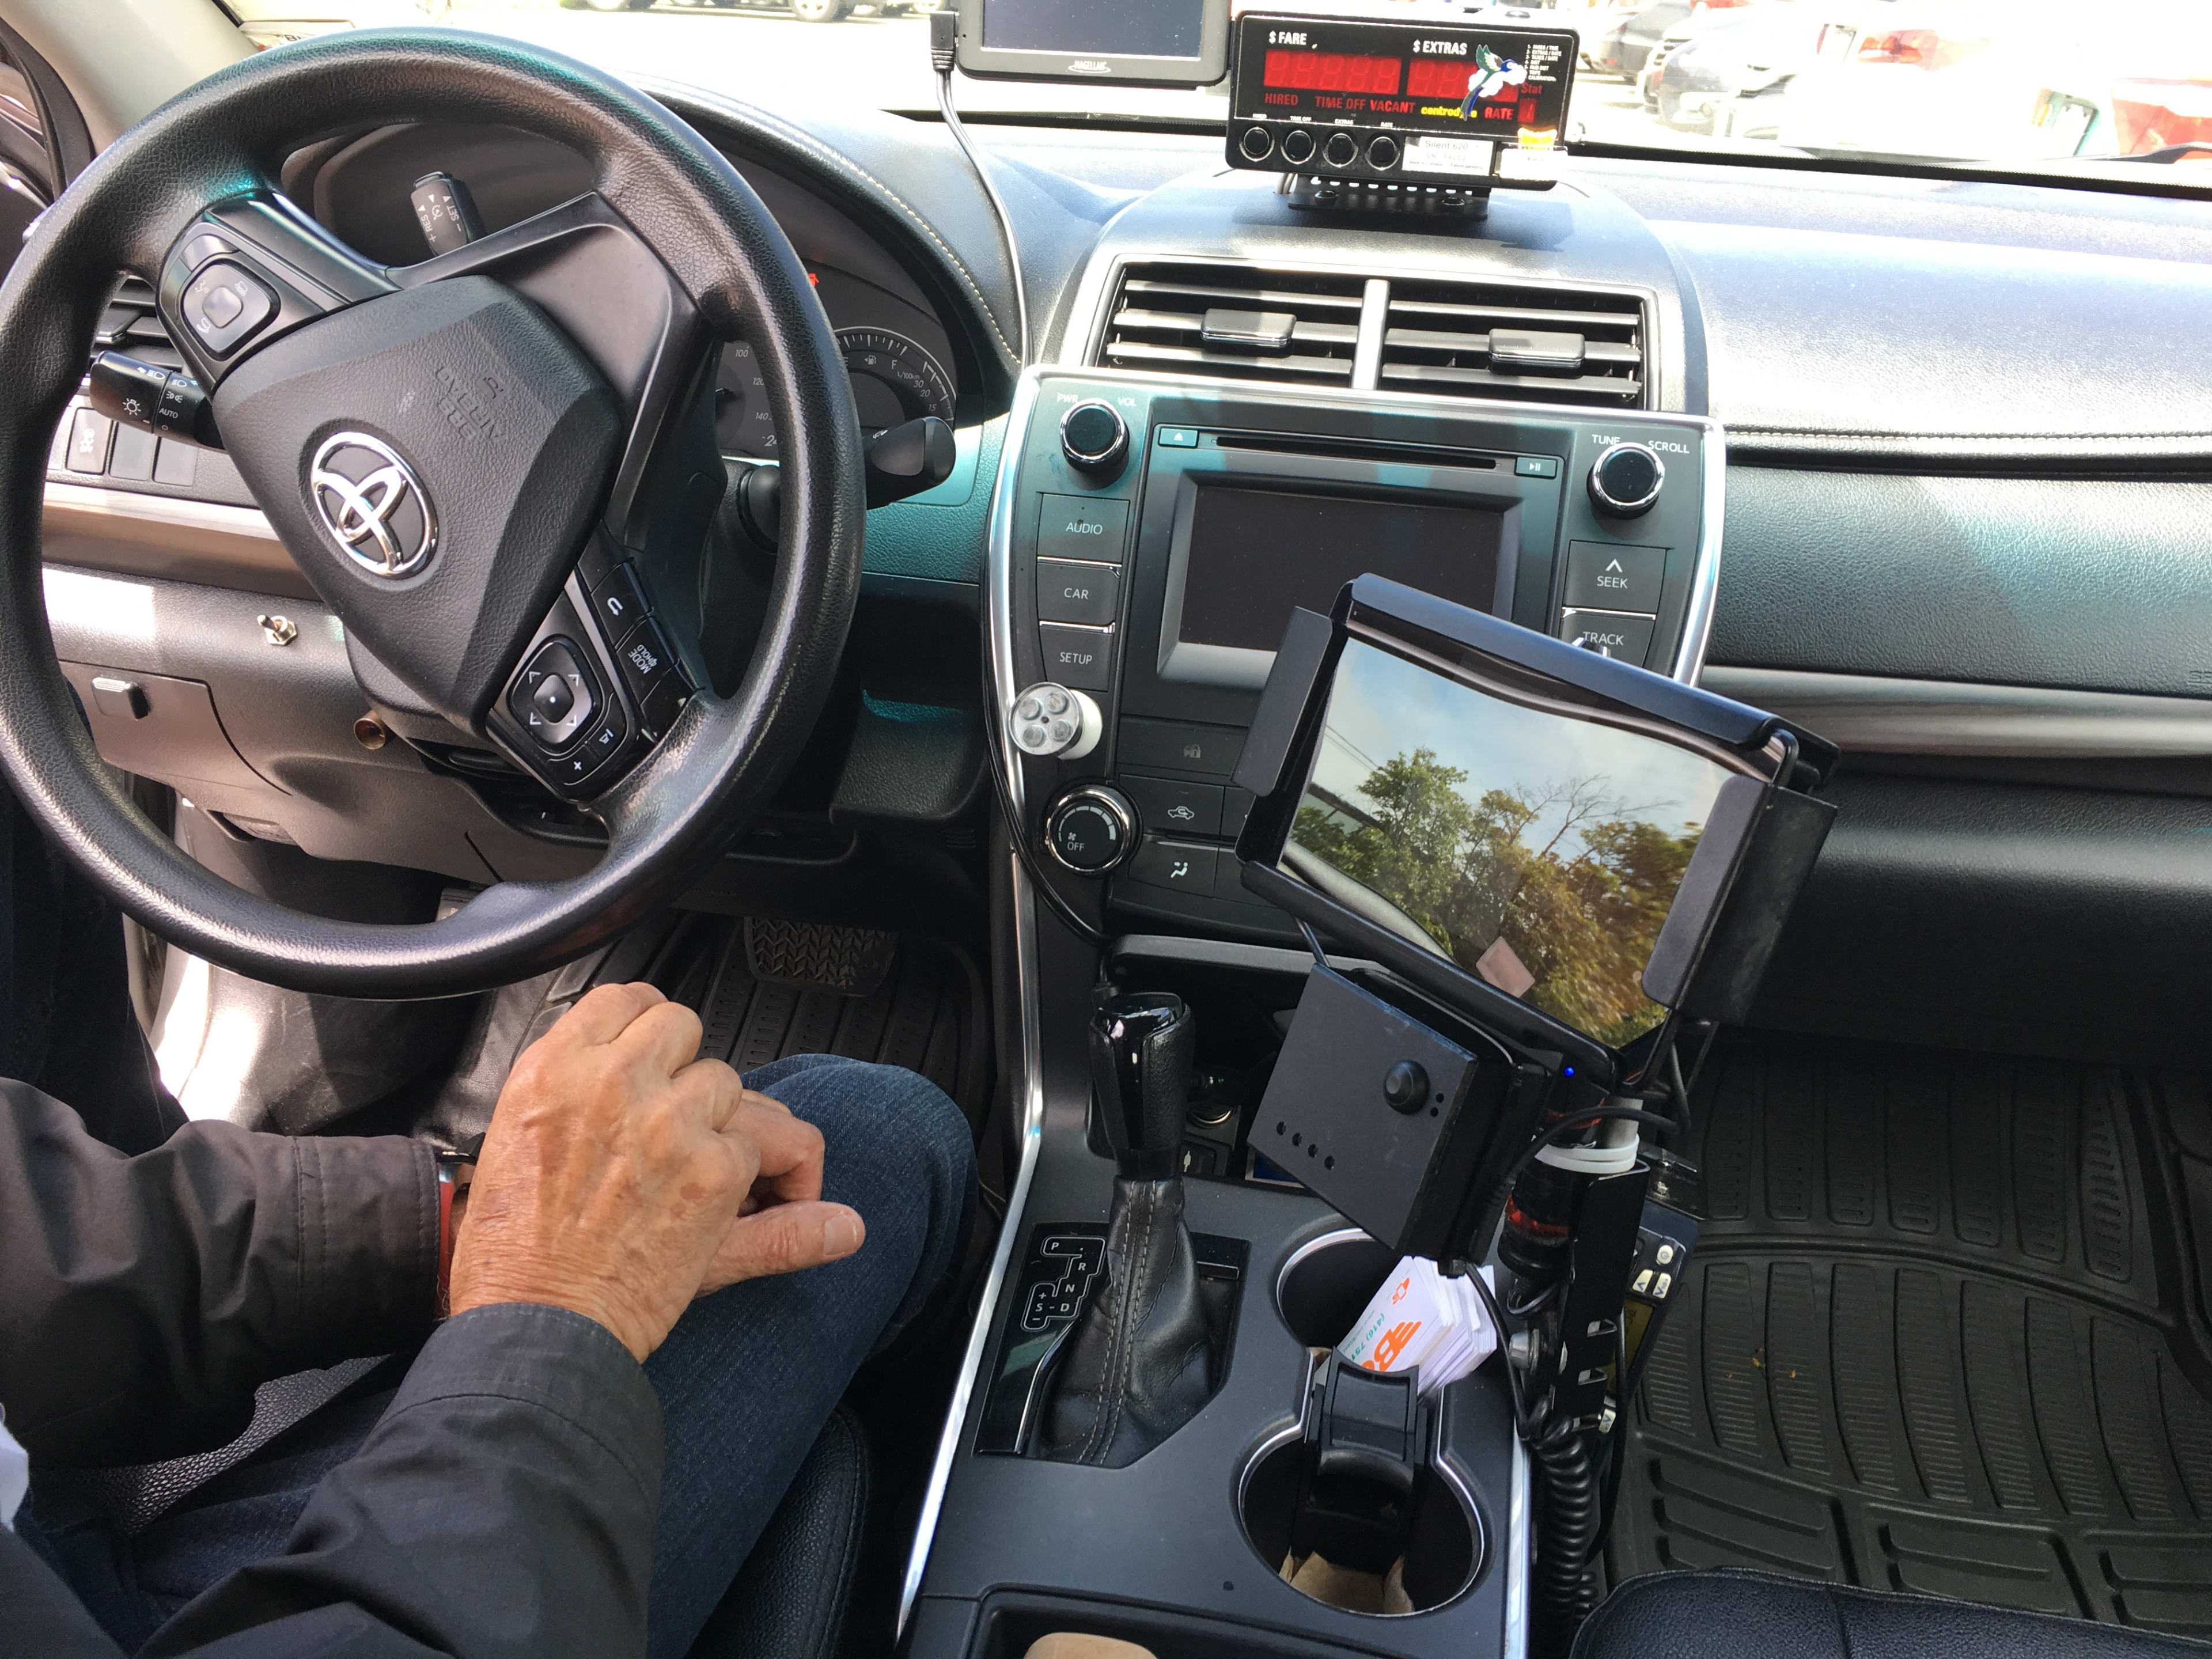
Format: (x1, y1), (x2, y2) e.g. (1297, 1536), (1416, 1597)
(1588, 442), (1665, 518)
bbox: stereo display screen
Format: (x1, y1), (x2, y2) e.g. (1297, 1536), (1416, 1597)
(1179, 483), (1509, 654)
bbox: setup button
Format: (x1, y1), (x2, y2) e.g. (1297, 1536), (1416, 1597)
(1038, 623), (1113, 690)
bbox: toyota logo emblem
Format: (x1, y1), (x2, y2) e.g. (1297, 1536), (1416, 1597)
(309, 433), (436, 578)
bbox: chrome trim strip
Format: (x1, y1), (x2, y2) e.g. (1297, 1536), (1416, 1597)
(1505, 1426), (1531, 1659)
(1701, 665), (2212, 759)
(1670, 421), (1725, 687)
(896, 370), (1049, 1639)
(44, 480), (279, 541)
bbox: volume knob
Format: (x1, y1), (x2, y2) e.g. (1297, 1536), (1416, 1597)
(1059, 402), (1129, 480)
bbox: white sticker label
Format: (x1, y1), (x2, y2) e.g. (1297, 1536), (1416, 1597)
(1404, 135), (1497, 177)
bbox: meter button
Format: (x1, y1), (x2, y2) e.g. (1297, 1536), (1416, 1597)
(180, 260), (276, 355)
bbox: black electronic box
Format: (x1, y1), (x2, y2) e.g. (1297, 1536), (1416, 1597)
(1227, 11), (1580, 189)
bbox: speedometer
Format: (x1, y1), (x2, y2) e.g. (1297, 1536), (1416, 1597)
(714, 327), (955, 457)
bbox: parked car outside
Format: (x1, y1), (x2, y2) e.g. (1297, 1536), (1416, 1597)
(1650, 3), (1821, 131)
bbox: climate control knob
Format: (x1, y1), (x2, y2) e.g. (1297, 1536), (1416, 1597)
(1059, 402), (1129, 480)
(1045, 784), (1137, 876)
(1587, 442), (1666, 518)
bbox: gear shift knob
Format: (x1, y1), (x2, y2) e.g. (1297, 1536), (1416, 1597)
(1089, 992), (1195, 1179)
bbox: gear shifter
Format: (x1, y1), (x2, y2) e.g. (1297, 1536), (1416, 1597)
(1034, 993), (1221, 1467)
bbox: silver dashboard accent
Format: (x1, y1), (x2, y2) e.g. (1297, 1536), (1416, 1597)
(309, 432), (437, 579)
(897, 370), (1048, 1639)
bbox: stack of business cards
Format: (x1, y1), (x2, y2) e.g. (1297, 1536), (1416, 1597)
(1337, 1255), (1497, 1397)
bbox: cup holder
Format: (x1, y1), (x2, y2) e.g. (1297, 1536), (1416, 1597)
(1240, 1230), (1483, 1616)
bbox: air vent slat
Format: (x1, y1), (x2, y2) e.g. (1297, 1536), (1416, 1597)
(1098, 262), (1362, 388)
(1379, 277), (1645, 410)
(1103, 340), (1363, 380)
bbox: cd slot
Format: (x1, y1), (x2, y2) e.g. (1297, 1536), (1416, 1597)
(1210, 431), (1504, 471)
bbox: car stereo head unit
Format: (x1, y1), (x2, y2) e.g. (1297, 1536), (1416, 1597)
(1227, 11), (1580, 190)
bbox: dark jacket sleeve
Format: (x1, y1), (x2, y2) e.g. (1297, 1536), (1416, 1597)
(141, 1304), (663, 1659)
(0, 1078), (440, 1468)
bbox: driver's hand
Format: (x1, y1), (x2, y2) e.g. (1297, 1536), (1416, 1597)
(448, 983), (863, 1361)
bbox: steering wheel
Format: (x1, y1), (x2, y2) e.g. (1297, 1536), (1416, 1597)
(0, 31), (866, 998)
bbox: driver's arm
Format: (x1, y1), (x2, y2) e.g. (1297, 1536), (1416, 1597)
(0, 1079), (439, 1469)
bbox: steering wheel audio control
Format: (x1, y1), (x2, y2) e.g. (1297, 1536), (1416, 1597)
(1045, 784), (1137, 876)
(1587, 442), (1666, 518)
(1009, 681), (1103, 762)
(1059, 402), (1129, 481)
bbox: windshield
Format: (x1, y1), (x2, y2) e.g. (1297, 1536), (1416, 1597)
(228, 0), (2212, 180)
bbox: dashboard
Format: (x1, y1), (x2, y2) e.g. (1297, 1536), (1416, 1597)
(39, 82), (2212, 1073)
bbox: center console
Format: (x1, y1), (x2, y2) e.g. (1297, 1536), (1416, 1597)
(899, 352), (1726, 1657)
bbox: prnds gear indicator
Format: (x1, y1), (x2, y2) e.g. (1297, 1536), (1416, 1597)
(1227, 13), (1579, 190)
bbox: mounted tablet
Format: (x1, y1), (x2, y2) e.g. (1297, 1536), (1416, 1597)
(955, 0), (1232, 88)
(1234, 575), (1838, 1085)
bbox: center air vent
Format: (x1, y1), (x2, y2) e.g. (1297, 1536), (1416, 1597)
(94, 276), (184, 372)
(1097, 262), (1365, 387)
(1377, 278), (1643, 407)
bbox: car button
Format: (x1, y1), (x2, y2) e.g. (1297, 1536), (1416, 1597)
(180, 260), (276, 355)
(1122, 774), (1223, 840)
(1564, 541), (1666, 613)
(1558, 608), (1657, 667)
(1036, 494), (1129, 563)
(1036, 558), (1121, 627)
(1125, 836), (1218, 895)
(510, 639), (597, 751)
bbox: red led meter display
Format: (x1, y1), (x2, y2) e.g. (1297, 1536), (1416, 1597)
(1232, 12), (1577, 147)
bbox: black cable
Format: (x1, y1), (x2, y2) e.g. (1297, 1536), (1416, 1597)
(1529, 1418), (1601, 1658)
(930, 13), (1029, 363)
(1296, 918), (1328, 967)
(1463, 1259), (1539, 1441)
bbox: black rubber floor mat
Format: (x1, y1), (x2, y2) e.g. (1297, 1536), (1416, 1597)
(1608, 1037), (2212, 1633)
(688, 918), (990, 1126)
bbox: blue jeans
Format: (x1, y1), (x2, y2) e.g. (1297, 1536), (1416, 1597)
(37, 1050), (976, 1659)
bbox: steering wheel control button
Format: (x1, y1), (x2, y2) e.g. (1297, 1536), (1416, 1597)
(531, 673), (575, 724)
(1122, 775), (1224, 840)
(1045, 785), (1135, 874)
(1588, 441), (1666, 517)
(613, 617), (673, 692)
(1037, 494), (1128, 563)
(180, 232), (232, 271)
(180, 260), (276, 356)
(1565, 542), (1666, 613)
(1558, 609), (1658, 668)
(511, 640), (597, 751)
(1037, 622), (1114, 692)
(589, 563), (653, 633)
(1058, 402), (1129, 479)
(1126, 836), (1219, 895)
(637, 677), (689, 744)
(1036, 558), (1122, 627)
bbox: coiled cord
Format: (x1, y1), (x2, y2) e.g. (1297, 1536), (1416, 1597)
(1530, 1418), (1602, 1657)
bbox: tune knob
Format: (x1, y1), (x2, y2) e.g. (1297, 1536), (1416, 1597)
(1587, 442), (1666, 518)
(1059, 402), (1129, 479)
(1045, 784), (1136, 876)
